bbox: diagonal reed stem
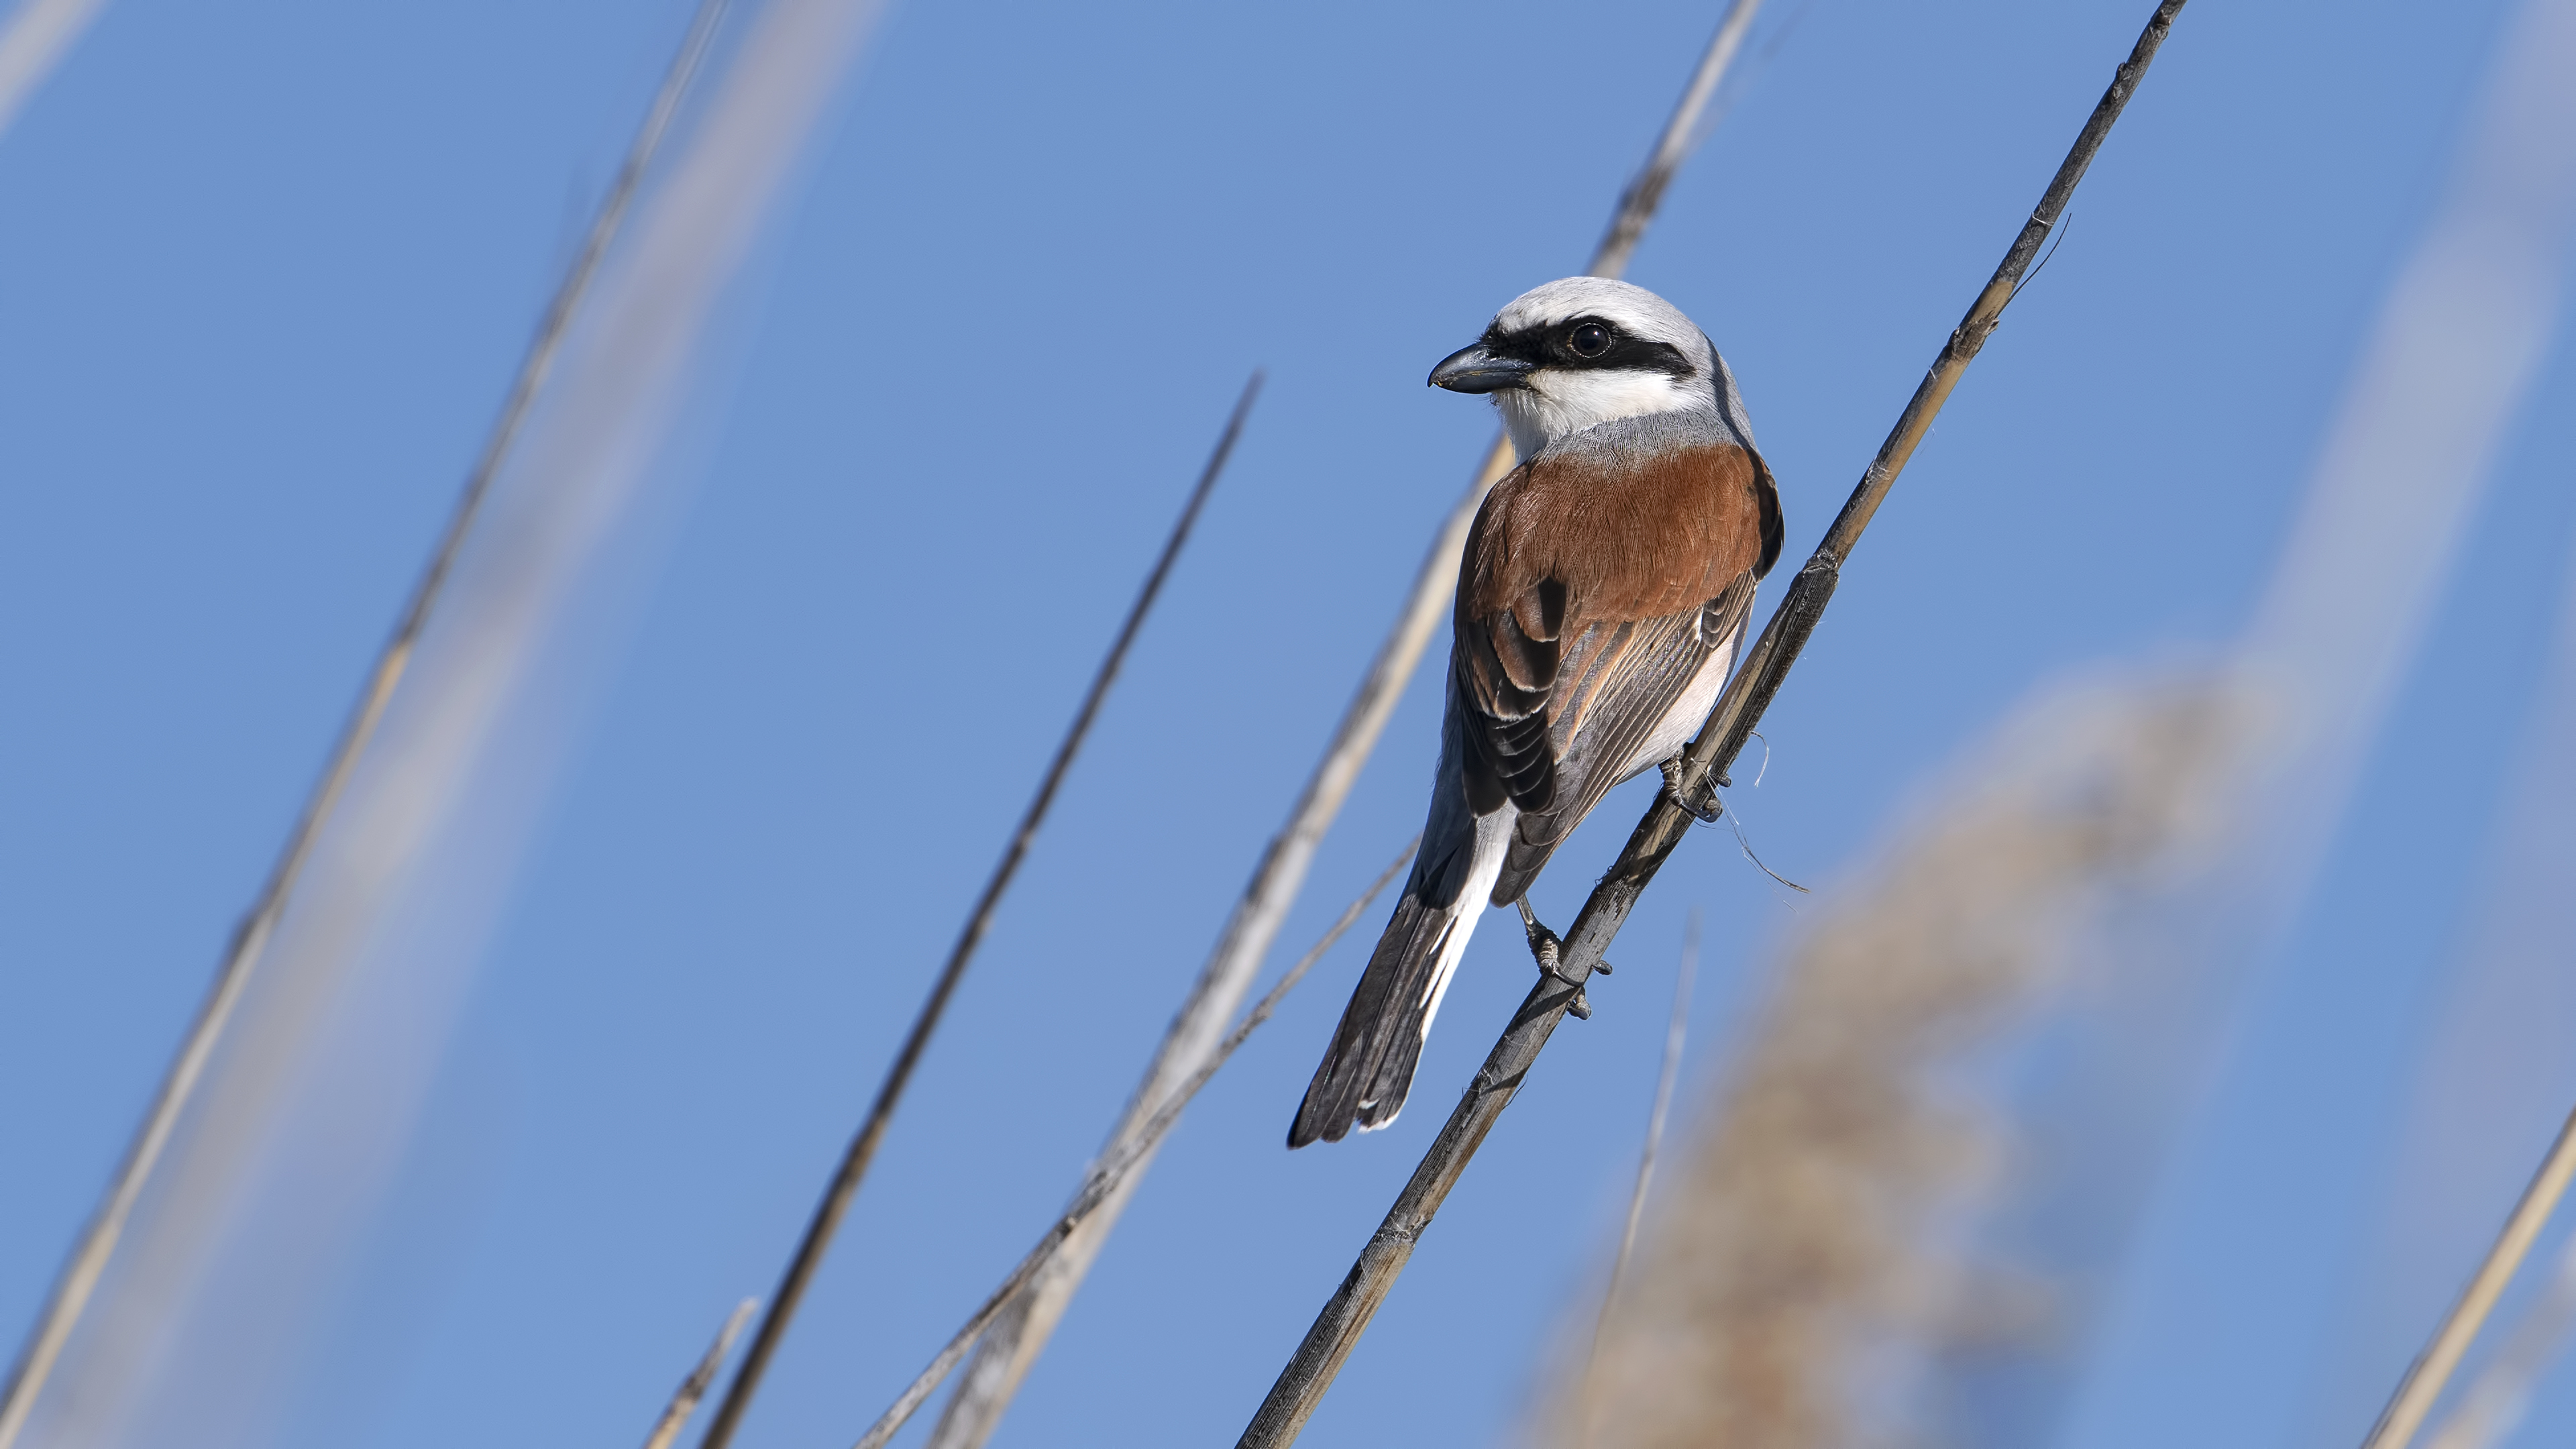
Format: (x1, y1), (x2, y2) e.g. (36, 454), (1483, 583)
(847, 839), (1419, 1449)
(0, 4), (737, 1442)
(692, 374), (1263, 1449)
(2361, 1106), (2576, 1449)
(1587, 0), (1764, 282)
(922, 10), (1768, 1444)
(2421, 1230), (2576, 1449)
(0, 0), (109, 142)
(1235, 4), (2189, 1442)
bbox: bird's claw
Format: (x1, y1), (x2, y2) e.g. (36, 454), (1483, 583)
(1660, 755), (1723, 824)
(1520, 908), (1562, 974)
(1517, 899), (1594, 1020)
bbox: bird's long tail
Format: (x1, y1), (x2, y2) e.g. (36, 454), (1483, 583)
(1287, 877), (1483, 1148)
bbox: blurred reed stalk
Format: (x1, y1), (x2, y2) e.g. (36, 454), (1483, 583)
(1575, 910), (1700, 1448)
(0, 2), (735, 1441)
(0, 0), (108, 140)
(1236, 4), (2189, 1442)
(641, 1299), (757, 1449)
(846, 839), (1420, 1449)
(692, 374), (1261, 1449)
(1533, 680), (2230, 1448)
(2361, 1108), (2576, 1449)
(926, 8), (1764, 1443)
(1930, 3), (2576, 1438)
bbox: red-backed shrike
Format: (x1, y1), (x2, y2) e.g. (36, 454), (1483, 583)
(1291, 277), (1780, 1148)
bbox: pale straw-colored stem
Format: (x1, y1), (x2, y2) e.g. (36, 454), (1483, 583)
(2361, 1107), (2576, 1449)
(2421, 1230), (2576, 1449)
(847, 841), (1418, 1449)
(0, 0), (108, 140)
(639, 1299), (757, 1449)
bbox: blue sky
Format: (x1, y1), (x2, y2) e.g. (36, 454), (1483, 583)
(5, 1), (2575, 1446)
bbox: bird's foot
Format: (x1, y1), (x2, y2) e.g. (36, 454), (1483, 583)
(1516, 897), (1564, 974)
(1515, 898), (1594, 1020)
(1660, 755), (1724, 824)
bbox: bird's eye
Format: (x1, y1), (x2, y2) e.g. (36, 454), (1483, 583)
(1568, 322), (1612, 358)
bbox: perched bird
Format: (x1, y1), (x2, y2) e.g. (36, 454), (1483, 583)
(1289, 278), (1780, 1148)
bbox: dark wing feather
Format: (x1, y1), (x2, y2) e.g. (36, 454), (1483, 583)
(1490, 572), (1756, 905)
(1454, 616), (1556, 815)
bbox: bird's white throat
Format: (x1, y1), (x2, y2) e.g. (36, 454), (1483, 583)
(1495, 367), (1703, 458)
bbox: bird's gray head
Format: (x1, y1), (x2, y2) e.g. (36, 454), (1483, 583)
(1428, 277), (1750, 458)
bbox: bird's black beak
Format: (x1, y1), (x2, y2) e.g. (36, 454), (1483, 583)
(1428, 343), (1536, 393)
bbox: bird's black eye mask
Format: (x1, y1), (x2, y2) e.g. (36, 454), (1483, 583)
(1480, 315), (1696, 379)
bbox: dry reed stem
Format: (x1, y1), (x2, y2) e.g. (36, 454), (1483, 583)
(0, 0), (106, 140)
(692, 375), (1260, 1449)
(1538, 682), (2228, 1449)
(1236, 5), (2188, 1442)
(927, 421), (1509, 1449)
(924, 8), (1766, 1443)
(0, 5), (737, 1442)
(1588, 0), (1765, 281)
(2421, 1232), (2576, 1449)
(641, 1299), (757, 1449)
(2361, 1108), (2576, 1449)
(845, 839), (1419, 1449)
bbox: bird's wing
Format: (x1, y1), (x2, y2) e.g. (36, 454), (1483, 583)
(1489, 575), (1754, 902)
(1452, 439), (1770, 898)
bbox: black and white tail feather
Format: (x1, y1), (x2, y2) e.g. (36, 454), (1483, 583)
(1289, 700), (1508, 1146)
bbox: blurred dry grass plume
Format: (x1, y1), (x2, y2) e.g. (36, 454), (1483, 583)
(1542, 674), (2241, 1449)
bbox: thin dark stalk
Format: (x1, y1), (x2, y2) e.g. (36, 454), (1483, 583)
(1236, 5), (2188, 1442)
(848, 839), (1419, 1449)
(1578, 910), (1699, 1448)
(924, 13), (1768, 1442)
(643, 1299), (758, 1449)
(694, 374), (1263, 1449)
(0, 5), (735, 1442)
